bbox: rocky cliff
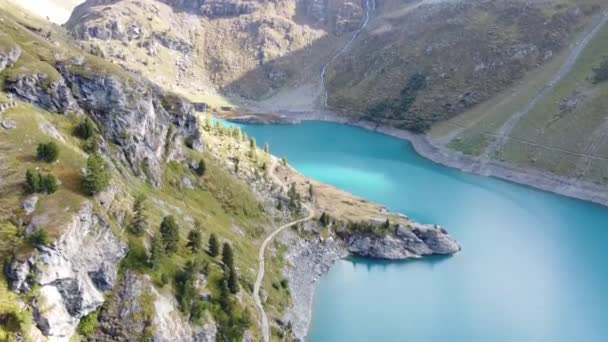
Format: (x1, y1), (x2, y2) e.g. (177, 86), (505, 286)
(341, 223), (461, 259)
(6, 203), (128, 341)
(64, 0), (365, 103)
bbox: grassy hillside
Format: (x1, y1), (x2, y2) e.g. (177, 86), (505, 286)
(436, 13), (608, 185)
(0, 2), (293, 340)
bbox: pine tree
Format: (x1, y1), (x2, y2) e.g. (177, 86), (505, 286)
(160, 216), (179, 254)
(208, 233), (220, 257)
(195, 158), (206, 176)
(83, 154), (111, 196)
(319, 212), (329, 227)
(226, 265), (239, 294)
(219, 279), (231, 314)
(150, 235), (165, 270)
(383, 219), (390, 229)
(187, 229), (202, 253)
(222, 242), (234, 269)
(75, 117), (97, 140)
(129, 194), (147, 236)
(264, 143), (269, 155)
(25, 169), (41, 194)
(36, 142), (59, 163)
(308, 183), (314, 199)
(40, 174), (58, 194)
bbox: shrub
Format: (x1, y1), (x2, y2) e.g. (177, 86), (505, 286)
(25, 169), (41, 194)
(593, 58), (608, 83)
(75, 117), (97, 140)
(83, 154), (111, 196)
(28, 229), (49, 247)
(77, 312), (98, 337)
(83, 135), (100, 153)
(160, 216), (179, 254)
(36, 142), (59, 163)
(195, 159), (206, 176)
(40, 174), (58, 194)
(25, 170), (58, 194)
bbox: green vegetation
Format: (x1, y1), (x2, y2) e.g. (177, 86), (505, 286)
(150, 235), (165, 271)
(75, 118), (97, 139)
(160, 216), (179, 255)
(195, 158), (206, 176)
(0, 279), (32, 341)
(222, 243), (239, 294)
(208, 233), (220, 257)
(593, 57), (608, 83)
(25, 169), (58, 194)
(28, 228), (49, 247)
(77, 311), (99, 337)
(128, 194), (148, 237)
(345, 220), (392, 237)
(367, 72), (429, 132)
(319, 212), (331, 227)
(75, 117), (101, 153)
(187, 227), (202, 253)
(83, 154), (111, 195)
(36, 142), (59, 163)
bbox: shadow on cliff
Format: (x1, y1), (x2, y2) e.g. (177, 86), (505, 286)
(218, 0), (388, 111)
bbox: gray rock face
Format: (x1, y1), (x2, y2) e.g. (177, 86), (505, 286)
(6, 203), (128, 341)
(0, 46), (21, 72)
(5, 74), (80, 114)
(57, 64), (203, 186)
(94, 271), (217, 342)
(22, 195), (38, 215)
(344, 224), (461, 260)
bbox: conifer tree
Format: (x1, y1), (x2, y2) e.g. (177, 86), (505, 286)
(208, 233), (220, 257)
(222, 242), (234, 269)
(151, 235), (165, 270)
(160, 216), (179, 254)
(129, 194), (147, 236)
(187, 229), (202, 253)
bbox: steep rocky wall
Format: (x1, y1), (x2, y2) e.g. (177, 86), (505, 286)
(57, 60), (203, 186)
(93, 271), (217, 342)
(6, 203), (128, 341)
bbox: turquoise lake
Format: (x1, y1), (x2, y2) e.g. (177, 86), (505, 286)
(237, 121), (608, 341)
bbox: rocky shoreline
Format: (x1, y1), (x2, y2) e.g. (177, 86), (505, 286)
(282, 221), (460, 341)
(229, 110), (608, 208)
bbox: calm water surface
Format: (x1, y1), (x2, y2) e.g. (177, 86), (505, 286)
(237, 121), (608, 342)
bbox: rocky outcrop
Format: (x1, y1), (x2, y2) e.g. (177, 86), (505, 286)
(6, 203), (128, 341)
(94, 271), (217, 342)
(5, 74), (80, 114)
(56, 60), (203, 186)
(0, 45), (21, 72)
(283, 221), (460, 339)
(341, 224), (461, 260)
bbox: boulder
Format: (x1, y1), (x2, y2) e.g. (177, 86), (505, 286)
(22, 195), (38, 215)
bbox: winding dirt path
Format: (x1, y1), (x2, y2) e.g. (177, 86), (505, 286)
(254, 159), (315, 342)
